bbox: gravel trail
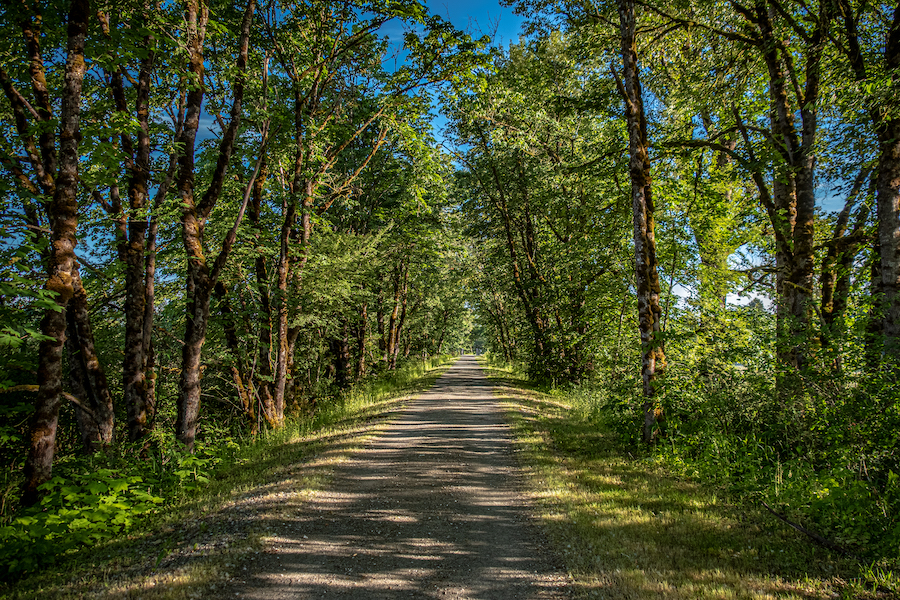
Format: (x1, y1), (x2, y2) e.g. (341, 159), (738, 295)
(226, 356), (568, 599)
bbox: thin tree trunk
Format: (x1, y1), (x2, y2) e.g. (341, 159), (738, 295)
(65, 263), (115, 453)
(616, 0), (665, 444)
(272, 194), (294, 425)
(215, 282), (253, 417)
(98, 7), (156, 442)
(376, 284), (386, 361)
(355, 302), (367, 381)
(867, 238), (885, 365)
(123, 40), (153, 442)
(820, 170), (870, 356)
(249, 159), (276, 424)
(331, 319), (351, 388)
(143, 117), (181, 430)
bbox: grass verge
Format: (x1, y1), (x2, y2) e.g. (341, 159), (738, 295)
(0, 356), (455, 600)
(484, 363), (892, 600)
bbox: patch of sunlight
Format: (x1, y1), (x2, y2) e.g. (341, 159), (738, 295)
(492, 382), (850, 600)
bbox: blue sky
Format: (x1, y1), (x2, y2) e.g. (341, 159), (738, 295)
(412, 1), (524, 146)
(425, 0), (524, 47)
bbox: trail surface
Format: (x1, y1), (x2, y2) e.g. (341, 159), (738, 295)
(227, 356), (568, 599)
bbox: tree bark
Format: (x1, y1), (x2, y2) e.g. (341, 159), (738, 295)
(64, 263), (115, 453)
(836, 0), (900, 357)
(728, 0), (828, 377)
(175, 0), (255, 450)
(876, 119), (900, 356)
(616, 0), (665, 444)
(123, 25), (155, 442)
(354, 302), (367, 380)
(249, 159), (276, 425)
(21, 0), (90, 506)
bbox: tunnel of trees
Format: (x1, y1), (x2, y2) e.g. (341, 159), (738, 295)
(0, 0), (898, 583)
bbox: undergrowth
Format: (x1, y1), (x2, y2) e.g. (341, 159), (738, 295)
(0, 355), (454, 594)
(483, 356), (898, 599)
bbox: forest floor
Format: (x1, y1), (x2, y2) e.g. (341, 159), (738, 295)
(6, 357), (879, 600)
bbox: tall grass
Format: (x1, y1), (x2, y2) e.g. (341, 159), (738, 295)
(483, 356), (898, 599)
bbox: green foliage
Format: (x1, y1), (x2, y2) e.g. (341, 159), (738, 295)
(0, 468), (164, 578)
(627, 364), (900, 564)
(0, 435), (236, 580)
(0, 355), (453, 583)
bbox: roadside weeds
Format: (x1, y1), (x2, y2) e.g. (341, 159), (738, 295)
(486, 366), (885, 600)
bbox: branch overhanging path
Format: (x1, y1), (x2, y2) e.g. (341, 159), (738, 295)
(226, 356), (568, 599)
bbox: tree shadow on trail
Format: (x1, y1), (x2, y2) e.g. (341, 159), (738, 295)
(217, 356), (566, 599)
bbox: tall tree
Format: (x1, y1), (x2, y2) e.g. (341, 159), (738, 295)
(173, 0), (260, 450)
(833, 0), (900, 356)
(0, 0), (94, 505)
(614, 0), (665, 443)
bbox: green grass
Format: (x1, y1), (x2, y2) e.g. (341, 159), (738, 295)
(0, 356), (455, 600)
(484, 363), (892, 600)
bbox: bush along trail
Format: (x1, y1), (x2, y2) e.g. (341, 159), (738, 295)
(0, 357), (455, 599)
(484, 360), (896, 600)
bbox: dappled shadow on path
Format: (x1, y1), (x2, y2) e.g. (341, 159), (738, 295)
(224, 356), (567, 600)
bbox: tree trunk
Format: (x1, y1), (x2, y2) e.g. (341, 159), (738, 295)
(820, 170), (870, 358)
(215, 282), (254, 418)
(876, 120), (900, 356)
(143, 201), (160, 426)
(65, 263), (115, 453)
(176, 282), (211, 450)
(249, 160), (276, 425)
(835, 0), (899, 358)
(122, 55), (153, 442)
(272, 193), (295, 425)
(617, 0), (665, 444)
(21, 0), (90, 506)
(330, 319), (351, 388)
(867, 238), (885, 366)
(354, 302), (367, 381)
(730, 0), (828, 378)
(173, 0), (209, 451)
(387, 260), (408, 370)
(174, 0), (255, 450)
(376, 284), (387, 361)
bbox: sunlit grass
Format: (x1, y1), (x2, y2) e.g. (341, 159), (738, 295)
(484, 364), (879, 600)
(1, 357), (455, 599)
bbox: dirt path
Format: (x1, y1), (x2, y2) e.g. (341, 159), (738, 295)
(225, 356), (568, 599)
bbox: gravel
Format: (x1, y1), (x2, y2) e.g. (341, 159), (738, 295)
(221, 356), (569, 600)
